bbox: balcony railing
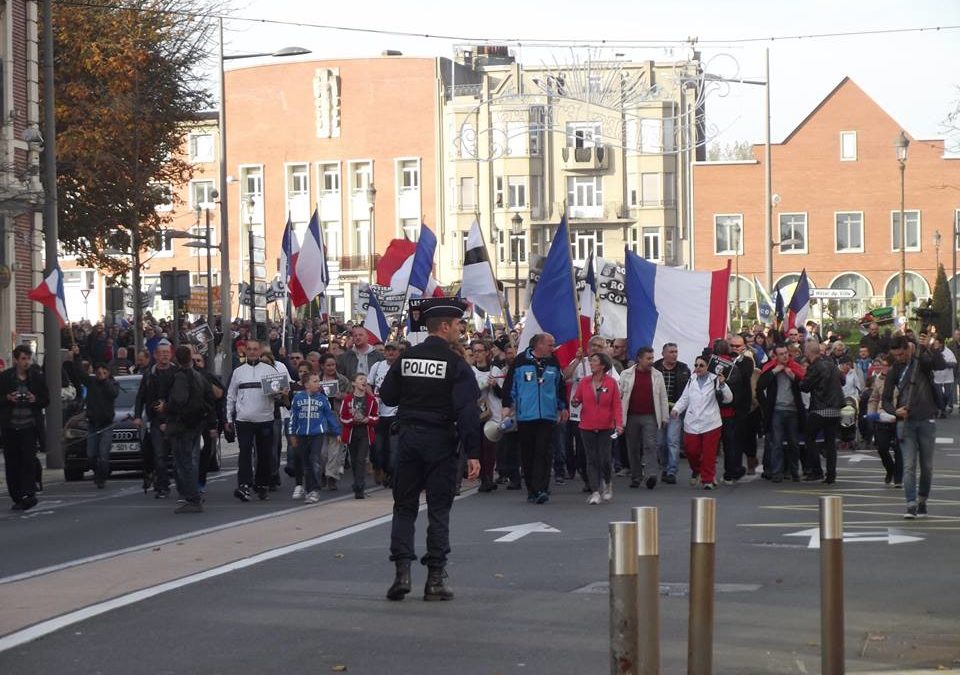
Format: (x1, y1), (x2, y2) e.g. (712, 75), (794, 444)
(561, 145), (609, 171)
(339, 254), (381, 272)
(563, 201), (629, 221)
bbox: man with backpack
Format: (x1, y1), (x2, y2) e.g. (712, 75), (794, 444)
(166, 345), (215, 513)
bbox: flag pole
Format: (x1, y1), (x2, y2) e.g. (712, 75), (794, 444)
(565, 210), (583, 346)
(475, 210), (514, 346)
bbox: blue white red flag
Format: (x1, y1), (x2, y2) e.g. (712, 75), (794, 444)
(281, 217), (308, 308)
(787, 269), (810, 330)
(295, 209), (329, 303)
(362, 286), (390, 345)
(28, 265), (69, 327)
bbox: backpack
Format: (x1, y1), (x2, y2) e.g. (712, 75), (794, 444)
(178, 369), (215, 429)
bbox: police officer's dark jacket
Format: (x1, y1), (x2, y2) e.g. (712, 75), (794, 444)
(379, 335), (482, 459)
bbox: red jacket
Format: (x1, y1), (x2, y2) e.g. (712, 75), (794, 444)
(339, 392), (379, 445)
(760, 357), (806, 379)
(573, 374), (623, 431)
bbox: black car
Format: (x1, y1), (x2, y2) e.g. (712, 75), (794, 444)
(63, 374), (146, 481)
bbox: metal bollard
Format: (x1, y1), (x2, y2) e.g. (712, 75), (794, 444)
(633, 506), (660, 675)
(688, 498), (716, 675)
(820, 495), (845, 675)
(610, 521), (638, 675)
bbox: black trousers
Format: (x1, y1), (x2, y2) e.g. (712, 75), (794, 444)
(565, 420), (586, 483)
(390, 424), (459, 567)
(3, 426), (38, 504)
(236, 420), (274, 488)
(518, 420), (555, 496)
(805, 413), (840, 479)
(874, 422), (903, 483)
(496, 432), (520, 482)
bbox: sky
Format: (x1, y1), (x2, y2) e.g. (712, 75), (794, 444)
(219, 0), (960, 150)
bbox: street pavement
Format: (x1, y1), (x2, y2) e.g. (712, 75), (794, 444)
(2, 422), (960, 674)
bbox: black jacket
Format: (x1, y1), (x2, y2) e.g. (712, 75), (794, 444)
(84, 375), (119, 428)
(721, 354), (754, 417)
(756, 363), (805, 431)
(0, 367), (50, 429)
(882, 348), (946, 422)
(799, 357), (845, 412)
(653, 359), (690, 405)
(134, 363), (177, 422)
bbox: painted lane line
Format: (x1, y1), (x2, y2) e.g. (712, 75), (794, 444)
(0, 488), (377, 586)
(935, 437), (954, 445)
(0, 512), (395, 654)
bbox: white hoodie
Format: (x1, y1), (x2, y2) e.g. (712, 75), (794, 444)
(227, 360), (287, 423)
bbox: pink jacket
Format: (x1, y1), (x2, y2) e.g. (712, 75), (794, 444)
(573, 374), (623, 431)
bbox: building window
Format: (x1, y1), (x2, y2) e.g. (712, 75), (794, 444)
(664, 227), (677, 264)
(494, 176), (504, 208)
(663, 172), (676, 206)
(571, 229), (603, 263)
(640, 118), (663, 154)
(188, 133), (214, 163)
(286, 163), (310, 224)
(352, 219), (370, 256)
(459, 177), (476, 210)
(320, 163), (340, 193)
(240, 166), (263, 225)
(642, 227), (661, 262)
(566, 121), (601, 148)
(529, 106), (544, 156)
(187, 225), (218, 256)
(498, 229), (527, 264)
(530, 176), (543, 214)
(400, 160), (419, 190)
(351, 162), (372, 193)
(891, 210), (921, 252)
(714, 214), (742, 255)
(629, 188), (638, 208)
(189, 180), (216, 210)
(640, 173), (661, 207)
(190, 272), (220, 288)
(627, 227), (640, 253)
(567, 176), (603, 208)
(507, 176), (527, 209)
(401, 218), (420, 241)
(153, 183), (174, 212)
(323, 221), (342, 258)
(835, 212), (864, 252)
(778, 213), (807, 253)
(885, 272), (930, 305)
(840, 131), (857, 161)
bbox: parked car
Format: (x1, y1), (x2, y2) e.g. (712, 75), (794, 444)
(63, 374), (146, 481)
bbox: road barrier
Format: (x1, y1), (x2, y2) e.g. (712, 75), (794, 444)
(687, 497), (716, 675)
(609, 521), (638, 675)
(633, 506), (660, 675)
(820, 495), (845, 675)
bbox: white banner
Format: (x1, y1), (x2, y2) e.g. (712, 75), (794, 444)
(596, 257), (627, 338)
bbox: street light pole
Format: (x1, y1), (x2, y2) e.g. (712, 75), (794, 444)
(205, 202), (214, 328)
(895, 131), (909, 318)
(953, 221), (958, 335)
(763, 48), (773, 294)
(367, 183), (377, 285)
(512, 213), (523, 323)
(247, 198), (257, 338)
(734, 222), (741, 328)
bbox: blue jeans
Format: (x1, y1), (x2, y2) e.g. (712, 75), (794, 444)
(149, 422), (171, 492)
(657, 415), (682, 476)
(170, 432), (201, 503)
(299, 435), (324, 493)
(898, 419), (935, 505)
(86, 423), (113, 483)
(765, 409), (801, 478)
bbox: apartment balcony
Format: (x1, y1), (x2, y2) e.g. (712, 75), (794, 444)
(565, 201), (629, 222)
(561, 145), (609, 172)
(338, 254), (381, 274)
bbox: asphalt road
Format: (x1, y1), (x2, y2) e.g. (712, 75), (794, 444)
(2, 423), (960, 674)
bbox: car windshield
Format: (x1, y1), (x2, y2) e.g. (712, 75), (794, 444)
(116, 377), (140, 409)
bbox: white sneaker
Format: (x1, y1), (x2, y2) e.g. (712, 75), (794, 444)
(587, 491), (601, 505)
(292, 485), (305, 500)
(305, 491), (321, 504)
(601, 485), (613, 502)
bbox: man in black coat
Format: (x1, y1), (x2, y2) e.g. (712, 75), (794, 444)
(0, 345), (50, 511)
(721, 335), (755, 483)
(799, 340), (845, 483)
(84, 363), (119, 488)
(756, 345), (805, 482)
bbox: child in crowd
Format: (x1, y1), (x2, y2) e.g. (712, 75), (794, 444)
(339, 373), (379, 499)
(289, 372), (341, 503)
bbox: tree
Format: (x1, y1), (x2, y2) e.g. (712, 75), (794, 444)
(706, 140), (754, 161)
(47, 0), (224, 347)
(932, 264), (952, 338)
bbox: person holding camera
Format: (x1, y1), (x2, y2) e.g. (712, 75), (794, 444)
(0, 345), (50, 511)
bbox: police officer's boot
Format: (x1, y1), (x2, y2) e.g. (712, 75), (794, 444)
(423, 566), (454, 601)
(386, 561), (412, 601)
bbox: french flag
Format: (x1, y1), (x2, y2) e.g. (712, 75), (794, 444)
(295, 209), (329, 304)
(554, 252), (595, 367)
(29, 265), (69, 327)
(281, 217), (308, 308)
(787, 269), (811, 331)
(375, 226), (443, 297)
(362, 286), (390, 345)
(518, 215), (579, 362)
(625, 250), (729, 366)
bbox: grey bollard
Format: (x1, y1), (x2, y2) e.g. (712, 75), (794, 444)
(610, 521), (639, 675)
(633, 506), (660, 675)
(688, 498), (716, 675)
(820, 495), (845, 675)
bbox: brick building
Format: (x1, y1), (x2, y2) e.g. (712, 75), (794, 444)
(693, 77), (960, 321)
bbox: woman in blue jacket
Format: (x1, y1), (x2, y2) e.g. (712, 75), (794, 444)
(289, 372), (341, 503)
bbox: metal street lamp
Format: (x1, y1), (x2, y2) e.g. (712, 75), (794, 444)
(171, 199), (219, 330)
(511, 212), (523, 323)
(246, 197), (257, 337)
(217, 15), (311, 382)
(366, 183), (377, 283)
(733, 222), (742, 325)
(895, 130), (910, 318)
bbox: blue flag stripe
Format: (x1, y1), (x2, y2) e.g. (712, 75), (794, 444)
(625, 249), (658, 358)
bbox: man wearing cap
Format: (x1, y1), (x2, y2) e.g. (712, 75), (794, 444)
(379, 298), (481, 602)
(367, 341), (401, 486)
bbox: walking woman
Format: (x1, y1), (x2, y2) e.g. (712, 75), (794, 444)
(671, 355), (732, 490)
(571, 353), (623, 505)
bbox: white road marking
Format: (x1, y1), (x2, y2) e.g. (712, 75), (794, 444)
(784, 527), (924, 549)
(485, 521), (560, 543)
(935, 437), (953, 445)
(0, 511), (396, 653)
(845, 453), (879, 463)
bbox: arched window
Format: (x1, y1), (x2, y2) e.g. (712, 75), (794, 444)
(884, 272), (930, 305)
(829, 273), (874, 318)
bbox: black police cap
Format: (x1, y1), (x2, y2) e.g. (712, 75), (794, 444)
(419, 297), (468, 320)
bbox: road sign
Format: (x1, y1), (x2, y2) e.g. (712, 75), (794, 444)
(784, 527), (923, 549)
(485, 521), (560, 543)
(809, 288), (856, 299)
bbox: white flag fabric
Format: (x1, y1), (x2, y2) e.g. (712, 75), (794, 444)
(459, 219), (501, 317)
(596, 257), (628, 338)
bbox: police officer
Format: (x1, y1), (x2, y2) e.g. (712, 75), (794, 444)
(379, 298), (481, 601)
